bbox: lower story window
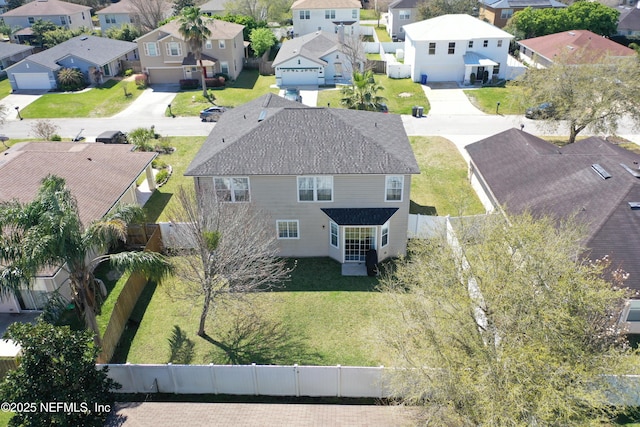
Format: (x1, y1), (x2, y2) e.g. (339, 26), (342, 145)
(277, 220), (299, 239)
(330, 221), (339, 248)
(381, 222), (389, 247)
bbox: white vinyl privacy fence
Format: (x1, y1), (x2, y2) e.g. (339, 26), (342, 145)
(101, 364), (391, 398)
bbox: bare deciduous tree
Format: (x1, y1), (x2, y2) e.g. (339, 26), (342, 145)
(30, 119), (60, 141)
(129, 0), (170, 32)
(167, 186), (293, 337)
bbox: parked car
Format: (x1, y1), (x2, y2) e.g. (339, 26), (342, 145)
(525, 102), (555, 119)
(200, 106), (226, 122)
(378, 103), (389, 113)
(283, 88), (302, 103)
(96, 130), (128, 144)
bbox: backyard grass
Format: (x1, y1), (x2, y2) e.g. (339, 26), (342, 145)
(118, 257), (392, 366)
(463, 86), (524, 115)
(409, 136), (485, 217)
(360, 9), (379, 20)
(143, 136), (205, 222)
(167, 70), (277, 117)
(0, 78), (11, 100)
(366, 53), (382, 60)
(317, 74), (429, 115)
(20, 78), (144, 118)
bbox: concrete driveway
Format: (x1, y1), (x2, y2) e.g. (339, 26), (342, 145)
(421, 82), (486, 116)
(112, 84), (179, 119)
(2, 90), (47, 121)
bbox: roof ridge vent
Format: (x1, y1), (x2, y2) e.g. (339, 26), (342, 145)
(592, 163), (611, 179)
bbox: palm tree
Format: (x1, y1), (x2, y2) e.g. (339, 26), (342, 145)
(178, 6), (212, 97)
(0, 175), (172, 346)
(340, 70), (387, 111)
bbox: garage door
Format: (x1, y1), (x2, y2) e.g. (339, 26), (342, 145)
(148, 68), (183, 85)
(280, 68), (319, 87)
(13, 73), (52, 90)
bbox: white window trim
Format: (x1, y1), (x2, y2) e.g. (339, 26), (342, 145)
(325, 9), (336, 19)
(205, 40), (212, 49)
(166, 42), (182, 56)
(277, 220), (300, 239)
(399, 10), (410, 20)
(220, 61), (229, 74)
(297, 176), (334, 202)
(219, 40), (226, 49)
(385, 175), (404, 202)
(213, 177), (251, 202)
(144, 42), (158, 57)
(330, 221), (339, 248)
(381, 221), (389, 247)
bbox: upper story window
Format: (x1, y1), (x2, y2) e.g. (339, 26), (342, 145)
(428, 42), (436, 55)
(500, 9), (513, 19)
(298, 176), (333, 202)
(105, 14), (116, 24)
(219, 40), (225, 49)
(166, 42), (182, 56)
(28, 17), (34, 24)
(300, 10), (310, 19)
(144, 42), (159, 57)
(385, 176), (404, 201)
(81, 12), (85, 19)
(483, 39), (488, 47)
(205, 39), (212, 49)
(448, 42), (455, 55)
(468, 40), (474, 48)
(399, 10), (410, 20)
(497, 40), (503, 47)
(352, 9), (358, 19)
(325, 10), (336, 19)
(214, 177), (250, 202)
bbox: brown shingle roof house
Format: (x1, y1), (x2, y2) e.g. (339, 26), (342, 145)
(466, 129), (640, 327)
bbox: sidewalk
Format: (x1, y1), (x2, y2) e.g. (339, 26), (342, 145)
(105, 402), (418, 427)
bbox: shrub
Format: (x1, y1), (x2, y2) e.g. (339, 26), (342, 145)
(154, 138), (173, 154)
(155, 169), (169, 185)
(57, 68), (85, 91)
(470, 73), (476, 84)
(128, 127), (156, 151)
(124, 69), (133, 77)
(134, 74), (148, 89)
(179, 79), (199, 90)
(214, 72), (230, 82)
(152, 159), (167, 169)
(51, 134), (61, 141)
(205, 77), (225, 88)
(31, 119), (60, 140)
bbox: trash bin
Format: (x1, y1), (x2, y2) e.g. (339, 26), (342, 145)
(366, 249), (379, 277)
(420, 74), (428, 85)
(417, 106), (424, 117)
(412, 106), (418, 117)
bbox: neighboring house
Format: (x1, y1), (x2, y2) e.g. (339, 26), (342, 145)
(387, 0), (421, 41)
(135, 18), (245, 85)
(617, 5), (640, 37)
(200, 0), (228, 15)
(6, 35), (138, 90)
(185, 93), (420, 264)
(466, 128), (640, 330)
(96, 0), (173, 34)
(477, 0), (566, 29)
(0, 142), (156, 313)
(518, 30), (637, 68)
(1, 0), (93, 38)
(273, 30), (361, 87)
(0, 43), (33, 76)
(403, 14), (513, 84)
(291, 0), (361, 38)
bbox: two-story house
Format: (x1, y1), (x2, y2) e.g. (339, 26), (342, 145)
(477, 0), (566, 28)
(135, 18), (245, 85)
(387, 0), (421, 41)
(403, 14), (513, 84)
(96, 0), (173, 34)
(291, 0), (361, 38)
(1, 0), (93, 41)
(185, 94), (420, 265)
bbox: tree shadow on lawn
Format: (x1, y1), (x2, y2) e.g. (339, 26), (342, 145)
(144, 191), (173, 223)
(230, 70), (259, 89)
(201, 306), (324, 365)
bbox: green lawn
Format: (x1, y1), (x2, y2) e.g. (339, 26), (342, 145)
(0, 78), (11, 100)
(410, 136), (485, 217)
(143, 137), (206, 222)
(360, 9), (380, 21)
(167, 70), (277, 117)
(463, 86), (524, 115)
(317, 74), (429, 115)
(374, 25), (391, 42)
(0, 412), (13, 427)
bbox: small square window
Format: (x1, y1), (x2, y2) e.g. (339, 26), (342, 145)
(483, 40), (488, 47)
(497, 40), (503, 47)
(468, 40), (474, 48)
(277, 220), (299, 239)
(219, 40), (226, 49)
(448, 42), (455, 55)
(428, 42), (436, 55)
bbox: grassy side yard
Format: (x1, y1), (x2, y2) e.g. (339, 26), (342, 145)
(20, 78), (144, 118)
(317, 74), (429, 115)
(168, 70), (277, 117)
(0, 78), (11, 100)
(410, 136), (485, 216)
(463, 86), (524, 115)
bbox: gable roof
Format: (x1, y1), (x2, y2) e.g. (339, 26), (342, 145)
(403, 14), (514, 41)
(479, 0), (565, 9)
(185, 93), (420, 177)
(200, 0), (228, 13)
(1, 0), (91, 17)
(95, 0), (135, 14)
(140, 18), (244, 42)
(618, 6), (640, 32)
(389, 0), (422, 8)
(0, 43), (33, 60)
(0, 142), (155, 226)
(518, 30), (636, 63)
(273, 31), (342, 67)
(8, 35), (136, 71)
(291, 0), (361, 9)
(467, 128), (640, 290)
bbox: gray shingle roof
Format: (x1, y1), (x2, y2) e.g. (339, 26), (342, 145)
(16, 35), (136, 70)
(273, 31), (341, 67)
(0, 43), (33, 60)
(618, 7), (640, 32)
(1, 0), (91, 17)
(389, 0), (422, 9)
(321, 208), (399, 225)
(467, 128), (640, 290)
(185, 93), (420, 177)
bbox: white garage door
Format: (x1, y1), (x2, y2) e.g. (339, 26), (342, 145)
(280, 68), (319, 87)
(13, 73), (52, 90)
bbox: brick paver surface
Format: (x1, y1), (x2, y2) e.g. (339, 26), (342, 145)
(105, 402), (418, 426)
